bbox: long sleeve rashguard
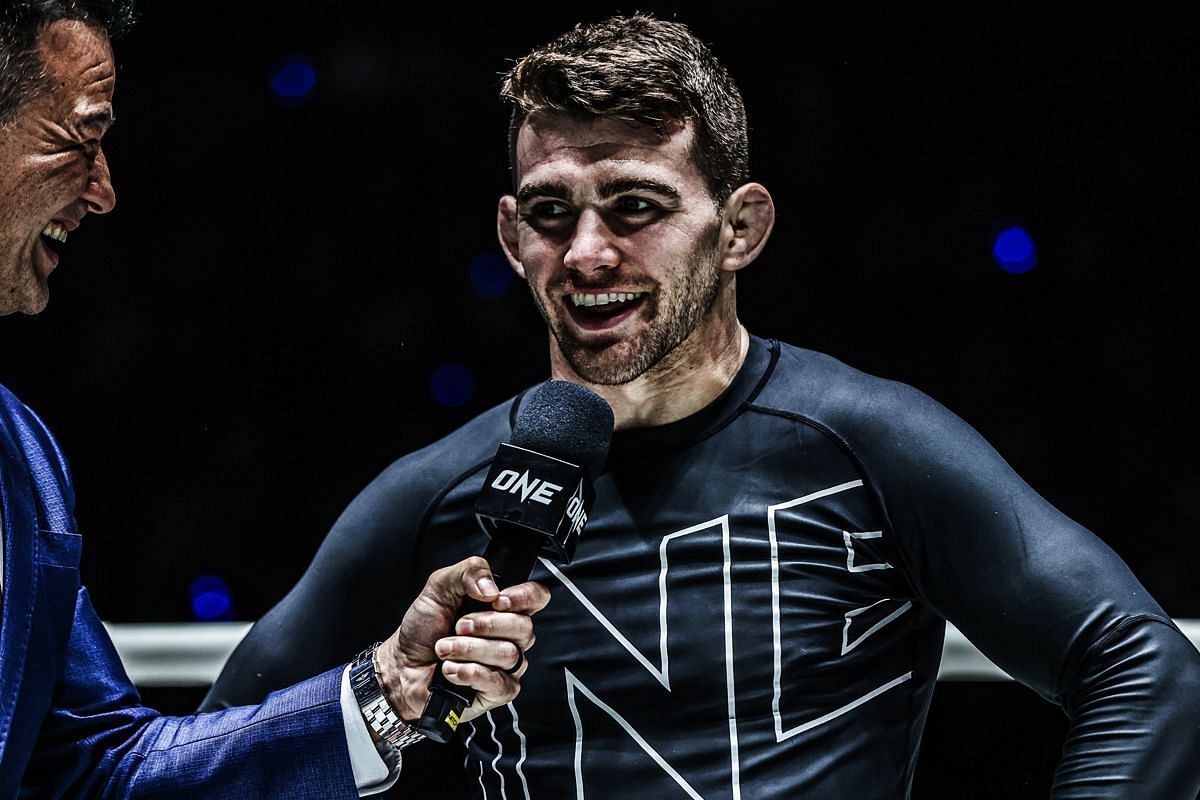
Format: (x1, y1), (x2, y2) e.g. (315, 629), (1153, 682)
(204, 336), (1200, 799)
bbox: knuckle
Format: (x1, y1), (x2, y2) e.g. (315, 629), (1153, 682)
(440, 638), (460, 659)
(450, 662), (481, 683)
(463, 555), (490, 573)
(468, 613), (494, 635)
(448, 636), (476, 660)
(425, 564), (452, 588)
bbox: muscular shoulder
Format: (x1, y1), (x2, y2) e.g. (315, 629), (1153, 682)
(752, 340), (965, 458)
(370, 395), (513, 502)
(749, 340), (1026, 548)
(314, 392), (518, 564)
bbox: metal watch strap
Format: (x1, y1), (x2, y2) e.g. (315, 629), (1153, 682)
(349, 642), (427, 750)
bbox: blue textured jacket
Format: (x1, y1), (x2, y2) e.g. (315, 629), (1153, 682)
(0, 383), (359, 799)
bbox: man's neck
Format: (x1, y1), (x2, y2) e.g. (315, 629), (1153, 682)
(550, 320), (751, 431)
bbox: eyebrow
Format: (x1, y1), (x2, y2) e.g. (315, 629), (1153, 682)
(597, 177), (681, 202)
(516, 181), (569, 204)
(516, 177), (682, 204)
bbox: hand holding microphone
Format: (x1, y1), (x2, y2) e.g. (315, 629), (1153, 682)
(412, 379), (614, 741)
(369, 555), (549, 734)
(344, 381), (612, 751)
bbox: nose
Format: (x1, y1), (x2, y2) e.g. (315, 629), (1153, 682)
(82, 147), (116, 214)
(563, 208), (619, 275)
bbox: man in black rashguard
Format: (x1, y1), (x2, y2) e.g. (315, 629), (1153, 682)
(203, 13), (1200, 799)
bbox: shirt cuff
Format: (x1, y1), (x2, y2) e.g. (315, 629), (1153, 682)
(341, 663), (402, 796)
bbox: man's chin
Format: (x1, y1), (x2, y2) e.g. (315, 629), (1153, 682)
(558, 339), (649, 386)
(0, 282), (50, 316)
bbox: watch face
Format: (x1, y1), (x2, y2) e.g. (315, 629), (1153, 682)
(351, 646), (385, 703)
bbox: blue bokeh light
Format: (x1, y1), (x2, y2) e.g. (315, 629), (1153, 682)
(469, 252), (514, 299)
(992, 226), (1038, 274)
(430, 362), (476, 408)
(269, 55), (317, 104)
(189, 575), (233, 621)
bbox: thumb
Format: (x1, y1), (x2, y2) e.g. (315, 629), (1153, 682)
(426, 556), (500, 609)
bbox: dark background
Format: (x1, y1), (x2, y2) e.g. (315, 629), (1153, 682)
(3, 3), (1197, 797)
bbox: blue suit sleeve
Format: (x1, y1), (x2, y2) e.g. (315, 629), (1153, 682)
(0, 386), (367, 798)
(22, 586), (360, 799)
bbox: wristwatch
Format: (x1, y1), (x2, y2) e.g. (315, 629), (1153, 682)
(349, 642), (427, 750)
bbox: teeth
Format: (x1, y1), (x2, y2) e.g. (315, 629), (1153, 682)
(570, 291), (644, 307)
(42, 223), (68, 243)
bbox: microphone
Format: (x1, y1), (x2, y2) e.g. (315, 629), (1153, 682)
(413, 379), (614, 742)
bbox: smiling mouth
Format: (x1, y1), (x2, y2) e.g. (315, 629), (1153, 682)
(40, 222), (69, 258)
(564, 291), (648, 332)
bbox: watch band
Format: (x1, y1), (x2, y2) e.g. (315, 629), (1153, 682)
(349, 642), (427, 750)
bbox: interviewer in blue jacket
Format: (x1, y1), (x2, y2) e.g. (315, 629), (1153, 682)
(0, 2), (550, 796)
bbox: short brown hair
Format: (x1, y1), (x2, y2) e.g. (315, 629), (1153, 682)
(500, 13), (750, 207)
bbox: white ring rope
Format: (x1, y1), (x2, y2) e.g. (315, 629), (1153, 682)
(101, 619), (1200, 687)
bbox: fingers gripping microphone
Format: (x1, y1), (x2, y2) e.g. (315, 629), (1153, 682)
(414, 380), (614, 742)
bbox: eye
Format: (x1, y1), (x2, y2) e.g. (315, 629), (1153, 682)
(615, 196), (659, 215)
(522, 200), (574, 232)
(530, 200), (570, 218)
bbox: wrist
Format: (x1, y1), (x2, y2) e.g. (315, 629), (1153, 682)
(349, 642), (426, 751)
(371, 636), (410, 716)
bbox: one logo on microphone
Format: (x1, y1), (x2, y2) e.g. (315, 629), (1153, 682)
(565, 481), (587, 539)
(490, 469), (564, 506)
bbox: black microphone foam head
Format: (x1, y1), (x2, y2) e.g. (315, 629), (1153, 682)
(511, 380), (614, 478)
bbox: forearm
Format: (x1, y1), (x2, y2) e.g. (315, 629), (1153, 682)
(1052, 616), (1200, 799)
(28, 589), (361, 799)
(110, 667), (359, 799)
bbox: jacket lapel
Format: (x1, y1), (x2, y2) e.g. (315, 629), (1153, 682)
(0, 414), (38, 765)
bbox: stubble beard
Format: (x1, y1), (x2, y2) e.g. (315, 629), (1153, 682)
(0, 230), (46, 316)
(532, 222), (724, 386)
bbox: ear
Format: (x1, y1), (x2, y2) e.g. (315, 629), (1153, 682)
(719, 182), (775, 273)
(497, 195), (526, 279)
